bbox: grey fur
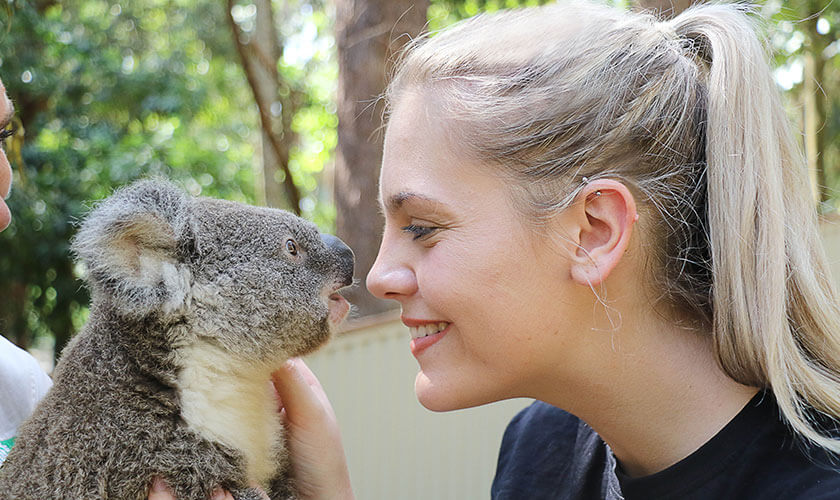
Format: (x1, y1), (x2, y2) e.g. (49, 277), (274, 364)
(0, 180), (354, 500)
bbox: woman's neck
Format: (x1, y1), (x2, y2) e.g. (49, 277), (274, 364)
(542, 310), (758, 477)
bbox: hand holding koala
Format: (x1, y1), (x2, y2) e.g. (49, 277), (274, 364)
(0, 180), (354, 500)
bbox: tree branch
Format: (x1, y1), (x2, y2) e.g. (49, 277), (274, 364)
(225, 0), (301, 214)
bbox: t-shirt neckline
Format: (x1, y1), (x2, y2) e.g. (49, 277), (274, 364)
(614, 390), (776, 499)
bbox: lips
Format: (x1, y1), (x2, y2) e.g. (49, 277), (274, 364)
(404, 319), (451, 356)
(409, 322), (449, 339)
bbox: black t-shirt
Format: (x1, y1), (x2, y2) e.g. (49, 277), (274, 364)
(492, 392), (840, 499)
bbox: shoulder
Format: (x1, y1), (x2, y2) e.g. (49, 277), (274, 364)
(792, 472), (840, 499)
(0, 336), (50, 392)
(0, 336), (44, 376)
(750, 437), (840, 500)
(748, 453), (840, 500)
(505, 400), (580, 434)
(0, 336), (52, 439)
(493, 401), (617, 500)
(498, 401), (585, 463)
(701, 393), (840, 500)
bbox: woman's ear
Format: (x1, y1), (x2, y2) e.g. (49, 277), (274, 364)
(566, 179), (638, 287)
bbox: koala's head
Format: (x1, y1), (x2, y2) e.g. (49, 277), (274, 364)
(72, 179), (354, 360)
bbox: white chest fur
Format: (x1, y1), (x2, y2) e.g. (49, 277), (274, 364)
(176, 341), (283, 486)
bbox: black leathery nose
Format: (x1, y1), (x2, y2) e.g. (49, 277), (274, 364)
(321, 233), (355, 287)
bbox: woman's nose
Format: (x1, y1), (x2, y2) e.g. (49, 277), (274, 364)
(366, 240), (418, 301)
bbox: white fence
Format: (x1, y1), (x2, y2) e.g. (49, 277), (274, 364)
(305, 312), (532, 500)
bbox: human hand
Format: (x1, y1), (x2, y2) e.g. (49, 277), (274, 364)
(271, 358), (355, 500)
(148, 477), (267, 500)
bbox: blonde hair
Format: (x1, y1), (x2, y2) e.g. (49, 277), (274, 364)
(387, 2), (840, 453)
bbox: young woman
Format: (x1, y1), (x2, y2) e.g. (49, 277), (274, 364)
(154, 2), (840, 498)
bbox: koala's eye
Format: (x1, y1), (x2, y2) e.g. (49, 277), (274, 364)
(285, 239), (298, 256)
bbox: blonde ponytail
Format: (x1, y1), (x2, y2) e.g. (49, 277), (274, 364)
(388, 1), (840, 453)
(672, 4), (840, 453)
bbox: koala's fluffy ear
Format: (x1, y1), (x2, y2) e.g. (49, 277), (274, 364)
(72, 179), (197, 319)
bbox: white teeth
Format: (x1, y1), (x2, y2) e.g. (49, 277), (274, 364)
(409, 322), (450, 339)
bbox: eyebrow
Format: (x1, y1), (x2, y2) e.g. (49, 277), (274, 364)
(382, 191), (441, 214)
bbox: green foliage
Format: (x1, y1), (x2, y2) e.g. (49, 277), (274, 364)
(763, 0), (839, 208)
(0, 0), (336, 354)
(278, 0), (338, 226)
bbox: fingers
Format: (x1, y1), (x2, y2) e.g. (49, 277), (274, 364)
(149, 477), (235, 500)
(271, 358), (335, 426)
(149, 477), (176, 500)
(210, 487), (235, 500)
(270, 359), (354, 499)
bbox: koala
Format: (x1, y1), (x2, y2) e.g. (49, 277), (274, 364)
(0, 179), (354, 500)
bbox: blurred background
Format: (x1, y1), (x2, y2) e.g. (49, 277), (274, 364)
(0, 0), (838, 498)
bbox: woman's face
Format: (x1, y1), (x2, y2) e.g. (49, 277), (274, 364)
(0, 78), (13, 232)
(367, 91), (590, 411)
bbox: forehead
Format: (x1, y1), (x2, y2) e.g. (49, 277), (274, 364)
(380, 90), (512, 213)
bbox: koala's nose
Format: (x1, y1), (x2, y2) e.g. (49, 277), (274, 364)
(322, 233), (355, 286)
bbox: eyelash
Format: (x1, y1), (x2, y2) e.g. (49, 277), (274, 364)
(0, 124), (16, 148)
(401, 224), (440, 241)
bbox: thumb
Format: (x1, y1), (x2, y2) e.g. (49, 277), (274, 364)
(271, 358), (334, 426)
(271, 359), (354, 500)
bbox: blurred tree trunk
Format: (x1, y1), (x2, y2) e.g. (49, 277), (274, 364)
(335, 0), (429, 317)
(801, 3), (829, 207)
(226, 0), (302, 213)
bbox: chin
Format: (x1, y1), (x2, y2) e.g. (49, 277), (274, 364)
(414, 370), (501, 412)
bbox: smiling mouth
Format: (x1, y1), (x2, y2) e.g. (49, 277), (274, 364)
(409, 322), (450, 339)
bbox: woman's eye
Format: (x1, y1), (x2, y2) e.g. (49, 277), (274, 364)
(0, 123), (16, 149)
(401, 224), (440, 241)
(285, 239), (298, 256)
